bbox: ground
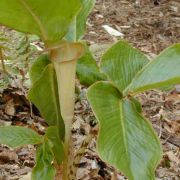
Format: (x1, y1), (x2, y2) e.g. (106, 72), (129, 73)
(0, 0), (179, 180)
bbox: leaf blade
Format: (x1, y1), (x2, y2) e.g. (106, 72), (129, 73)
(32, 141), (55, 180)
(0, 0), (82, 41)
(46, 126), (65, 164)
(77, 47), (106, 86)
(65, 0), (95, 41)
(76, 0), (96, 40)
(0, 126), (42, 148)
(127, 44), (180, 94)
(100, 41), (149, 93)
(28, 64), (64, 137)
(87, 82), (162, 180)
(30, 55), (51, 84)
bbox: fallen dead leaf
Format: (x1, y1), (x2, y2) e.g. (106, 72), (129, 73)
(19, 172), (31, 180)
(5, 99), (15, 116)
(0, 151), (18, 164)
(166, 151), (180, 165)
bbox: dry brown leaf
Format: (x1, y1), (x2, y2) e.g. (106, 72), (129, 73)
(4, 99), (15, 116)
(0, 151), (18, 164)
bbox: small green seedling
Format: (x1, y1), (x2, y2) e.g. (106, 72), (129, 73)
(0, 1), (179, 180)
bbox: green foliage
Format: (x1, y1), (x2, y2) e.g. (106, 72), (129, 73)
(32, 140), (56, 180)
(126, 44), (180, 94)
(0, 0), (179, 179)
(76, 0), (95, 40)
(0, 1), (95, 180)
(30, 47), (106, 88)
(32, 126), (64, 179)
(87, 82), (162, 180)
(0, 126), (42, 148)
(0, 125), (63, 180)
(28, 63), (64, 137)
(87, 41), (180, 180)
(30, 55), (50, 83)
(65, 0), (95, 41)
(100, 41), (149, 92)
(77, 47), (106, 86)
(129, 97), (142, 113)
(45, 126), (65, 164)
(0, 0), (82, 42)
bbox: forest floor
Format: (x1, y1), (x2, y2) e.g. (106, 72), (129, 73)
(0, 0), (180, 180)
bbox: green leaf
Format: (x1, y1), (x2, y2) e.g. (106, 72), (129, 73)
(77, 48), (106, 86)
(87, 82), (162, 180)
(30, 55), (50, 84)
(65, 18), (77, 42)
(28, 64), (64, 137)
(130, 97), (142, 113)
(158, 85), (175, 92)
(65, 0), (95, 41)
(126, 44), (180, 94)
(0, 0), (82, 42)
(32, 141), (55, 180)
(45, 126), (65, 164)
(76, 0), (95, 40)
(100, 41), (149, 93)
(0, 126), (42, 148)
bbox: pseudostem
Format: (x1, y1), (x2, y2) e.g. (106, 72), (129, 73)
(50, 42), (85, 179)
(54, 60), (76, 179)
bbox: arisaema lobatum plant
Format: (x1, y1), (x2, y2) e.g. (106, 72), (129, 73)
(0, 1), (180, 180)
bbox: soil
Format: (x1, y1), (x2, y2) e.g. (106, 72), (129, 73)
(0, 0), (180, 180)
(86, 0), (180, 54)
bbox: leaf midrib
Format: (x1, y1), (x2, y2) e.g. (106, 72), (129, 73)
(122, 62), (150, 95)
(19, 0), (47, 40)
(119, 100), (131, 174)
(123, 44), (180, 95)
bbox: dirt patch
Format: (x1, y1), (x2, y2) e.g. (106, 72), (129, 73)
(85, 0), (180, 54)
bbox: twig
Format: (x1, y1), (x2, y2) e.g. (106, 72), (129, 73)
(0, 48), (7, 73)
(153, 124), (180, 147)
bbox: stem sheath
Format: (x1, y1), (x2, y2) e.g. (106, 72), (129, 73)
(49, 42), (85, 180)
(54, 60), (76, 179)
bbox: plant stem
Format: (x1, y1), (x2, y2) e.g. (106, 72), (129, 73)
(49, 42), (84, 180)
(0, 48), (7, 73)
(24, 35), (30, 70)
(55, 164), (63, 180)
(51, 58), (76, 180)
